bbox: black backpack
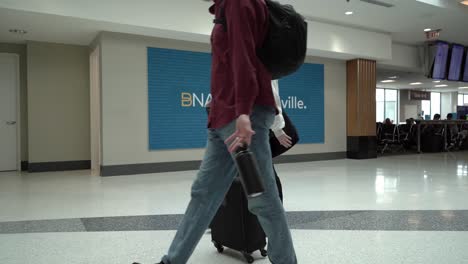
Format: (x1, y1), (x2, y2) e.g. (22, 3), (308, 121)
(214, 0), (308, 79)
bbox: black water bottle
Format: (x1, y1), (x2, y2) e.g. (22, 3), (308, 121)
(234, 146), (265, 198)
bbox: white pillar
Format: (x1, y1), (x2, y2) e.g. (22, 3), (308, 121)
(441, 92), (459, 118)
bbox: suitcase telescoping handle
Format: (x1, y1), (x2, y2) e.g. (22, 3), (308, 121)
(234, 146), (265, 198)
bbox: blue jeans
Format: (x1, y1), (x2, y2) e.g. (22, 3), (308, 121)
(162, 105), (297, 264)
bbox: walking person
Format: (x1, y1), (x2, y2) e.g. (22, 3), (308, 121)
(133, 0), (298, 263)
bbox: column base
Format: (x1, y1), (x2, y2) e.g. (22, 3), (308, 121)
(347, 136), (377, 159)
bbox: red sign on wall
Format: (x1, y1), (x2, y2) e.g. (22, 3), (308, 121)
(409, 90), (431, 100)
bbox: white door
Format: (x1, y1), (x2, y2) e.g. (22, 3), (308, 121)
(0, 54), (19, 171)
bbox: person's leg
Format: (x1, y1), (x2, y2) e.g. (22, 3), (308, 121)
(273, 166), (283, 203)
(161, 127), (238, 264)
(234, 105), (297, 264)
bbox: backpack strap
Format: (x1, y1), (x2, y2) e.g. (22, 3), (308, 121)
(213, 0), (227, 32)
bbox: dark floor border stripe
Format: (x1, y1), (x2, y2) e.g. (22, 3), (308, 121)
(273, 152), (346, 164)
(101, 161), (202, 176)
(28, 160), (91, 173)
(101, 152), (347, 176)
(2, 210), (468, 234)
(21, 161), (28, 171)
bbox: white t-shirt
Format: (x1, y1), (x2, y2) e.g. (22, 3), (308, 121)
(271, 80), (285, 137)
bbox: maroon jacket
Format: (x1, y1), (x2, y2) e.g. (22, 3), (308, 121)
(208, 0), (276, 129)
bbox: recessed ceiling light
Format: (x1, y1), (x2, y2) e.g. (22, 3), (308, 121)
(433, 80), (441, 83)
(9, 29), (27, 34)
(345, 11), (354, 15)
(410, 82), (423, 85)
(424, 28), (432, 32)
(460, 86), (468, 89)
(388, 76), (398, 79)
(381, 80), (396, 83)
(435, 84), (448, 87)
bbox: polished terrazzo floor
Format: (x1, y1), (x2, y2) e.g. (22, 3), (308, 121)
(1, 152), (467, 263)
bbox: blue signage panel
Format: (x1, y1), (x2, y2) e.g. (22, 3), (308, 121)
(278, 63), (324, 144)
(148, 47), (324, 150)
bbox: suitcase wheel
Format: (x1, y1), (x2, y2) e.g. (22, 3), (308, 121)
(213, 241), (224, 253)
(260, 248), (267, 257)
(242, 252), (254, 263)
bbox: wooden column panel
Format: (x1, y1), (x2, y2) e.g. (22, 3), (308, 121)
(346, 59), (377, 159)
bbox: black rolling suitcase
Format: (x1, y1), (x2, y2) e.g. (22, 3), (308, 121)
(209, 109), (292, 263)
(210, 174), (283, 263)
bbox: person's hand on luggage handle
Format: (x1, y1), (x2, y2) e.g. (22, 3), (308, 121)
(276, 131), (293, 148)
(225, 114), (255, 153)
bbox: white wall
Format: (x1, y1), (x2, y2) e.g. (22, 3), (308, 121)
(307, 21), (392, 61)
(379, 43), (422, 72)
(100, 32), (346, 166)
(399, 90), (422, 121)
(27, 41), (90, 163)
(90, 44), (102, 175)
